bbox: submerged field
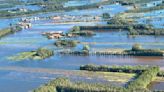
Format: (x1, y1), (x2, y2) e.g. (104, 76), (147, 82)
(0, 0), (164, 92)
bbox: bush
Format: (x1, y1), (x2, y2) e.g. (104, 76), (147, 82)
(102, 13), (111, 19)
(157, 71), (164, 77)
(83, 45), (90, 51)
(55, 40), (78, 47)
(132, 43), (142, 51)
(33, 77), (126, 92)
(80, 64), (148, 73)
(127, 66), (159, 89)
(71, 26), (80, 32)
(36, 48), (54, 59)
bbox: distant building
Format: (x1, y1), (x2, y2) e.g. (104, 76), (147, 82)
(53, 16), (61, 20)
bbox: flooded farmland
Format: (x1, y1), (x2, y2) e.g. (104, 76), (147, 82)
(0, 0), (164, 92)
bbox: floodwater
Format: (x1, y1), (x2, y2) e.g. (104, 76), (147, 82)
(140, 0), (163, 8)
(137, 9), (164, 28)
(0, 3), (164, 92)
(148, 81), (164, 91)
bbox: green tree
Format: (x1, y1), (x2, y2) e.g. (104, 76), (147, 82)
(132, 43), (142, 51)
(82, 45), (90, 51)
(71, 26), (80, 32)
(102, 13), (111, 19)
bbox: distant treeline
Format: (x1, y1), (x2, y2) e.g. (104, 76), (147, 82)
(80, 65), (147, 73)
(33, 77), (127, 92)
(157, 71), (164, 77)
(0, 0), (110, 18)
(125, 49), (164, 56)
(55, 40), (78, 47)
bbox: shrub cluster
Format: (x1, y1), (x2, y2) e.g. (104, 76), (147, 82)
(35, 48), (54, 59)
(34, 77), (127, 92)
(80, 64), (148, 73)
(124, 44), (164, 56)
(55, 40), (78, 47)
(127, 66), (159, 89)
(157, 71), (164, 77)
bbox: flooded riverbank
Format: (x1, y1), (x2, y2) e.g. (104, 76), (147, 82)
(0, 2), (164, 92)
(0, 66), (133, 92)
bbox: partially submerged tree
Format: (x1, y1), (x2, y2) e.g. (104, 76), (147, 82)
(102, 13), (111, 19)
(83, 45), (90, 51)
(71, 26), (80, 32)
(132, 43), (142, 51)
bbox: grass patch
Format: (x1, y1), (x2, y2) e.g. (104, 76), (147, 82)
(8, 52), (37, 61)
(8, 48), (54, 61)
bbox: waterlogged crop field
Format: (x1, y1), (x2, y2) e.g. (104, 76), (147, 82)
(0, 0), (164, 92)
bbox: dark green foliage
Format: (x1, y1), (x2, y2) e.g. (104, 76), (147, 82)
(127, 66), (159, 89)
(81, 45), (90, 55)
(71, 26), (80, 32)
(107, 17), (131, 25)
(36, 48), (54, 59)
(80, 64), (148, 73)
(34, 77), (127, 92)
(79, 23), (164, 36)
(157, 71), (164, 77)
(132, 43), (142, 51)
(55, 40), (78, 47)
(106, 17), (164, 36)
(33, 78), (70, 92)
(123, 44), (164, 56)
(68, 31), (95, 37)
(102, 13), (111, 19)
(56, 82), (126, 92)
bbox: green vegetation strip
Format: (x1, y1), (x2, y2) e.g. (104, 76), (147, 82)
(80, 64), (163, 77)
(8, 48), (54, 61)
(55, 40), (79, 47)
(61, 43), (164, 56)
(33, 78), (127, 92)
(80, 64), (148, 74)
(127, 67), (159, 89)
(34, 65), (161, 92)
(0, 26), (22, 39)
